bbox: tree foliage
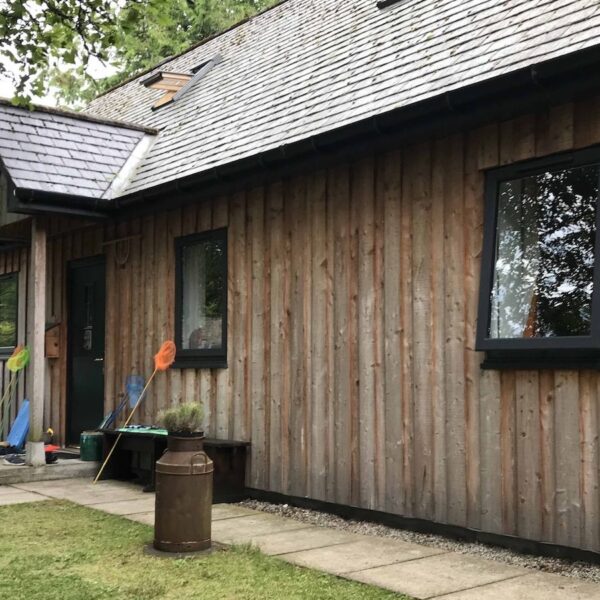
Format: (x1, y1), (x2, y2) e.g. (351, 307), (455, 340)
(0, 0), (117, 104)
(1, 0), (277, 106)
(490, 165), (597, 339)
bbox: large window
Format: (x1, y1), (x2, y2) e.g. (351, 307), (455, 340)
(0, 273), (17, 352)
(175, 229), (227, 367)
(477, 148), (600, 367)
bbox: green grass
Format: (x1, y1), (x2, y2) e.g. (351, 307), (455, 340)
(0, 500), (408, 600)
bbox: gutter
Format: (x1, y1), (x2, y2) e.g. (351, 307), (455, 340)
(10, 187), (110, 219)
(115, 43), (600, 210)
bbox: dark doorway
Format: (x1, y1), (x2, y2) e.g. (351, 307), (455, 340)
(67, 256), (106, 445)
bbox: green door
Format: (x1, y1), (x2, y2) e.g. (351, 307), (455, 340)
(67, 257), (106, 445)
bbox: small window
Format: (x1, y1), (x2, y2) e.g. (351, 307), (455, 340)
(175, 229), (227, 368)
(477, 148), (600, 368)
(0, 273), (17, 353)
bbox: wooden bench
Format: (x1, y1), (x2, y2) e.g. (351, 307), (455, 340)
(99, 428), (250, 502)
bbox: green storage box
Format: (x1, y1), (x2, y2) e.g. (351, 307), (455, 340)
(80, 431), (103, 461)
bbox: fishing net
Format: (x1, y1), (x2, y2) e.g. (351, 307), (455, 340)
(7, 346), (30, 373)
(154, 341), (176, 371)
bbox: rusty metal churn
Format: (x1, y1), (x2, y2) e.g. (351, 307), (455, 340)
(154, 435), (214, 552)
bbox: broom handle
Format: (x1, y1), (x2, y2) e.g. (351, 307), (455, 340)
(0, 372), (19, 438)
(93, 368), (158, 484)
(0, 373), (16, 413)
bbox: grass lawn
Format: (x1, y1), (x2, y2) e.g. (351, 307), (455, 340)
(0, 500), (409, 600)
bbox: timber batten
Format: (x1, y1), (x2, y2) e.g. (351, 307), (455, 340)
(3, 96), (599, 554)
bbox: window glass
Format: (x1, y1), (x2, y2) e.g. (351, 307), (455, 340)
(180, 236), (226, 351)
(0, 274), (17, 349)
(490, 165), (598, 338)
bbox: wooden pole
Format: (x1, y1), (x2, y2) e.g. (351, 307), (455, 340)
(93, 368), (158, 484)
(28, 219), (46, 452)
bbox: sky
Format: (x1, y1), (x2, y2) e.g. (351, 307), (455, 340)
(0, 55), (57, 106)
(0, 56), (116, 107)
(0, 56), (58, 106)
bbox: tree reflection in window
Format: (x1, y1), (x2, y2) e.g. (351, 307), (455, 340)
(180, 237), (226, 351)
(0, 274), (17, 349)
(490, 165), (597, 338)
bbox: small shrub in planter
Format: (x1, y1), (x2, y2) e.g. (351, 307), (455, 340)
(158, 402), (204, 437)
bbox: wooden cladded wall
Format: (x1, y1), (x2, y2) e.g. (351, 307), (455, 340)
(0, 245), (28, 440)
(18, 97), (600, 552)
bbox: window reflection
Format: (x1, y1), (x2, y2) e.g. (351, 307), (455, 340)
(490, 165), (598, 338)
(181, 238), (225, 350)
(0, 274), (17, 349)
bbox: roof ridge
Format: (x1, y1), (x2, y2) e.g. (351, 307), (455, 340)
(0, 97), (158, 134)
(92, 0), (290, 100)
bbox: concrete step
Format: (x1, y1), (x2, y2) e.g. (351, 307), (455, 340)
(0, 459), (98, 486)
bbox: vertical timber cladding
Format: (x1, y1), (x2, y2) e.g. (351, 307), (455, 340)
(45, 97), (600, 552)
(0, 245), (28, 440)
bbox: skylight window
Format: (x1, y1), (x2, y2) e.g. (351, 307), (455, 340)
(377, 0), (406, 8)
(142, 72), (193, 109)
(141, 55), (223, 110)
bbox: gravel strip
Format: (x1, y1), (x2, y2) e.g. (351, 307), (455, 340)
(239, 499), (600, 583)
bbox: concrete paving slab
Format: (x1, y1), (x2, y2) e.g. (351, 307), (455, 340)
(14, 483), (147, 505)
(350, 552), (527, 599)
(15, 478), (96, 492)
(15, 477), (139, 492)
(127, 511), (155, 526)
(0, 491), (48, 506)
(251, 525), (361, 556)
(211, 513), (309, 544)
(15, 478), (147, 498)
(89, 497), (156, 515)
(0, 485), (21, 496)
(433, 572), (600, 600)
(212, 504), (257, 521)
(65, 490), (151, 505)
(282, 536), (444, 575)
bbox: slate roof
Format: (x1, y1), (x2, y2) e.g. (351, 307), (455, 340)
(84, 0), (600, 197)
(0, 101), (155, 199)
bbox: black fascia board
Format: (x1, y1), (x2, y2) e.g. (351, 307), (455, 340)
(116, 43), (600, 214)
(0, 156), (110, 219)
(10, 186), (110, 219)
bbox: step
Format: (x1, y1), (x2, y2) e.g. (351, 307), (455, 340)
(0, 459), (98, 486)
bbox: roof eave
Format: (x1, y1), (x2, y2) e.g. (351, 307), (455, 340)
(115, 42), (600, 210)
(0, 97), (158, 135)
(10, 187), (111, 219)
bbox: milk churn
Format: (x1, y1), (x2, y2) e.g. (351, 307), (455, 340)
(154, 435), (214, 552)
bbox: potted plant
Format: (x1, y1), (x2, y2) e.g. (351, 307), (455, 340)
(159, 402), (204, 437)
(153, 402), (214, 553)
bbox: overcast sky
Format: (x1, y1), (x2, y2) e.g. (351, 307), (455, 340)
(0, 56), (115, 107)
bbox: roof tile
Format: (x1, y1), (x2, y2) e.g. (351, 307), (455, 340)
(84, 0), (600, 196)
(0, 103), (148, 199)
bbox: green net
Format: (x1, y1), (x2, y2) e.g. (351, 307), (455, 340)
(7, 346), (30, 372)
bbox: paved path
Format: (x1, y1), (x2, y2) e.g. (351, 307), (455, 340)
(2, 478), (599, 599)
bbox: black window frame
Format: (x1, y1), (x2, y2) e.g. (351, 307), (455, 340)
(476, 146), (600, 368)
(0, 272), (18, 356)
(174, 228), (228, 369)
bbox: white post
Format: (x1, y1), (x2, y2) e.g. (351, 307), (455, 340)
(26, 217), (46, 466)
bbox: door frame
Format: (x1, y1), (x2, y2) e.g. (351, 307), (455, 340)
(65, 254), (106, 445)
